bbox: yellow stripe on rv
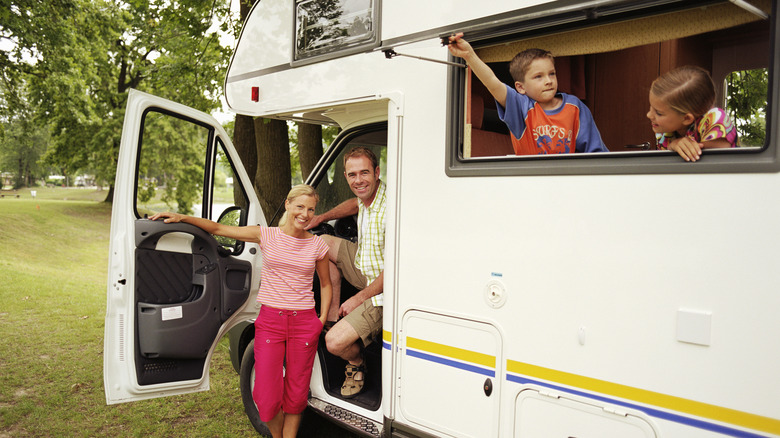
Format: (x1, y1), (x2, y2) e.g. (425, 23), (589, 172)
(407, 337), (495, 369)
(507, 360), (780, 435)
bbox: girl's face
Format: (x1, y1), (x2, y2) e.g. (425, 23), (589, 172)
(285, 195), (317, 230)
(647, 92), (693, 136)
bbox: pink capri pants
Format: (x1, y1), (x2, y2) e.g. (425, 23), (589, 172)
(253, 305), (322, 422)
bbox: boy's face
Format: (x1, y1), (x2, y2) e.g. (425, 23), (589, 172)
(515, 58), (557, 104)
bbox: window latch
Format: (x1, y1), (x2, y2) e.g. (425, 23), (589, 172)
(383, 49), (465, 68)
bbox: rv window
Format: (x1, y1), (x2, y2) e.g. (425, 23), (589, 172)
(294, 0), (380, 63)
(447, 0), (775, 175)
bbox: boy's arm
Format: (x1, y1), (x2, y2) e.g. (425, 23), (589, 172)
(447, 33), (508, 107)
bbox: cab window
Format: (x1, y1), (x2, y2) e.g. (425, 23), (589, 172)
(313, 127), (387, 214)
(135, 109), (250, 252)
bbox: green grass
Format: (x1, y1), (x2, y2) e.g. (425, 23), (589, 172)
(0, 192), (258, 437)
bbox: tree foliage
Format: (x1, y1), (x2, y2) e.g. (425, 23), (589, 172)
(136, 111), (208, 214)
(0, 0), (237, 200)
(726, 68), (768, 147)
(0, 97), (49, 188)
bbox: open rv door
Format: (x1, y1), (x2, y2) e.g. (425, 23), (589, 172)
(104, 89), (263, 404)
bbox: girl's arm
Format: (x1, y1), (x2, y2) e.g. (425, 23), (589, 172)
(667, 137), (702, 162)
(701, 138), (732, 149)
(314, 256), (332, 326)
(668, 137), (732, 162)
(148, 212), (262, 244)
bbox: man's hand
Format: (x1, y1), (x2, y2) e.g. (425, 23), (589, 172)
(339, 295), (363, 318)
(305, 214), (326, 230)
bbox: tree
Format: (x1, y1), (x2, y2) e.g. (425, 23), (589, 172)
(254, 118), (290, 224)
(1, 0), (235, 200)
(298, 122), (325, 180)
(230, 1), (344, 224)
(726, 68), (768, 147)
(0, 105), (49, 188)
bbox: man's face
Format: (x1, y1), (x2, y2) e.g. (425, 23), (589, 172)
(344, 155), (380, 206)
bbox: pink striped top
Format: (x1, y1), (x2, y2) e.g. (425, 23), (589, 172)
(256, 227), (329, 310)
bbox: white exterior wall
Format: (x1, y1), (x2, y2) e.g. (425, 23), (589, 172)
(225, 0), (780, 436)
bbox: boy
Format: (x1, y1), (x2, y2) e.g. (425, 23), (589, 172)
(447, 33), (607, 155)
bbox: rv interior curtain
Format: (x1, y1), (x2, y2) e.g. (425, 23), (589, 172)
(477, 0), (771, 62)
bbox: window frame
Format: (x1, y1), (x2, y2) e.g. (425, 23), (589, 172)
(291, 0), (382, 67)
(445, 0), (779, 177)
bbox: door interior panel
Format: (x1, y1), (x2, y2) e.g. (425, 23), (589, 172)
(132, 219), (252, 385)
(222, 262), (252, 320)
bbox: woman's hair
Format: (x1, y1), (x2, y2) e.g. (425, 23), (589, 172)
(650, 65), (715, 117)
(278, 184), (319, 227)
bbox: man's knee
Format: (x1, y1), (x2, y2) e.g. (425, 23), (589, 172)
(320, 234), (342, 262)
(325, 322), (357, 355)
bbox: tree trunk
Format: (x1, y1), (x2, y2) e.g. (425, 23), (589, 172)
(297, 122), (324, 181)
(103, 184), (115, 203)
(254, 118), (291, 225)
(232, 114), (257, 209)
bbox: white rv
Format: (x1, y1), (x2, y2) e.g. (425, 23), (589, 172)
(104, 0), (779, 436)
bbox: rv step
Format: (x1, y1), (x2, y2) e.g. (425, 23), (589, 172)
(308, 397), (382, 437)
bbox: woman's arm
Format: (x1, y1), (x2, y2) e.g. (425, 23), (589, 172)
(148, 212), (262, 243)
(314, 256), (332, 325)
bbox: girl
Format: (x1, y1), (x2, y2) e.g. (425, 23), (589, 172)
(647, 65), (738, 162)
(150, 184), (331, 438)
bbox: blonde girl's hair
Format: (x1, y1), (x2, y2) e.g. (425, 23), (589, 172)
(650, 65), (715, 117)
(278, 184), (319, 227)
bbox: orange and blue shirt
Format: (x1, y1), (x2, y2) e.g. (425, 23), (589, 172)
(497, 84), (607, 155)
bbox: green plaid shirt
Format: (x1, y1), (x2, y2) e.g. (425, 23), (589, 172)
(356, 180), (386, 304)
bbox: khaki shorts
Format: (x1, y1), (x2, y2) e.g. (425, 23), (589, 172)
(337, 240), (382, 346)
(337, 239), (368, 290)
(342, 299), (383, 347)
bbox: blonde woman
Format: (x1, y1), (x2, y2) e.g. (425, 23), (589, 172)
(151, 184), (331, 438)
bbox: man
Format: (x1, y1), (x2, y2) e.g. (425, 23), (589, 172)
(306, 146), (386, 398)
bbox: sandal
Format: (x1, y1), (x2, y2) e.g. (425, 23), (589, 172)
(340, 359), (366, 398)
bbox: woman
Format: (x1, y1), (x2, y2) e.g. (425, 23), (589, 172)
(150, 184), (331, 438)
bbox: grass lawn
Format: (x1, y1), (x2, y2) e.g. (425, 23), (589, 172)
(0, 189), (258, 437)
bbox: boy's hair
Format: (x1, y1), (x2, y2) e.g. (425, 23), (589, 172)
(508, 48), (554, 83)
(343, 146), (379, 169)
(650, 65), (715, 117)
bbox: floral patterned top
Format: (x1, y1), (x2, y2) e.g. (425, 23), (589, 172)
(656, 107), (738, 150)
